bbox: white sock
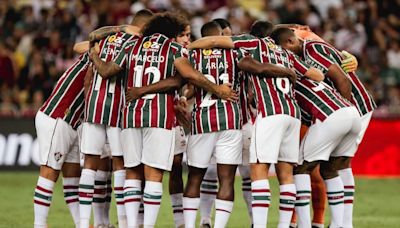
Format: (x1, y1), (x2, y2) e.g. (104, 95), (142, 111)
(251, 179), (271, 228)
(214, 199), (234, 228)
(103, 172), (112, 225)
(325, 176), (345, 228)
(34, 176), (55, 227)
(124, 179), (142, 228)
(170, 193), (184, 227)
(278, 184), (296, 228)
(143, 181), (163, 226)
(239, 165), (252, 220)
(183, 197), (200, 228)
(294, 174), (311, 228)
(93, 170), (108, 226)
(79, 168), (96, 228)
(114, 170), (127, 228)
(63, 177), (80, 227)
(339, 168), (355, 228)
(199, 166), (218, 224)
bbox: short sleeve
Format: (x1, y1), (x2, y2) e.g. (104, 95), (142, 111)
(300, 108), (312, 126)
(305, 43), (335, 74)
(231, 34), (259, 51)
(289, 52), (310, 78)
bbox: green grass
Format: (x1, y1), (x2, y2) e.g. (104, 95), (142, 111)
(0, 172), (399, 227)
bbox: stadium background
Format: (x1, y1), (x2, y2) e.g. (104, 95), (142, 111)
(0, 0), (399, 227)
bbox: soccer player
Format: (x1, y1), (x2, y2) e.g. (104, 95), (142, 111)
(33, 53), (90, 228)
(273, 27), (376, 228)
(78, 10), (153, 228)
(89, 12), (238, 228)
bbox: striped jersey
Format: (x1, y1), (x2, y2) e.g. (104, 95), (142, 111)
(85, 32), (136, 127)
(232, 34), (309, 119)
(303, 40), (376, 116)
(188, 48), (244, 134)
(240, 72), (256, 125)
(295, 79), (353, 125)
(40, 53), (89, 129)
(114, 33), (185, 130)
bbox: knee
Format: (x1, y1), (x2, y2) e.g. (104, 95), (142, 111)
(112, 156), (125, 171)
(61, 163), (81, 177)
(218, 179), (235, 200)
(126, 165), (144, 180)
(319, 161), (338, 179)
(330, 156), (352, 170)
(83, 154), (100, 170)
(40, 165), (60, 182)
(294, 161), (318, 175)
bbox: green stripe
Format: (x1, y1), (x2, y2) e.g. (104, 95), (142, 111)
(344, 192), (354, 197)
(64, 192), (78, 197)
(172, 204), (183, 208)
(88, 90), (98, 121)
(296, 190), (311, 194)
(94, 181), (107, 185)
(158, 94), (166, 128)
(79, 184), (94, 190)
(253, 195), (270, 201)
(295, 202), (310, 207)
(217, 104), (227, 131)
(35, 192), (52, 201)
(124, 190), (142, 196)
(327, 191), (344, 195)
(115, 193), (124, 199)
(143, 193), (162, 200)
(93, 197), (105, 203)
(201, 184), (218, 190)
(280, 199), (295, 205)
(79, 201), (92, 205)
(329, 201), (344, 205)
(201, 107), (210, 133)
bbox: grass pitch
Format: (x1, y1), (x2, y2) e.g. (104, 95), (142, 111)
(0, 171), (399, 227)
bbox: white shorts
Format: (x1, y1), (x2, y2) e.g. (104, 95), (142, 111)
(81, 122), (123, 156)
(174, 126), (188, 155)
(121, 127), (175, 171)
(35, 111), (80, 170)
(356, 111), (372, 145)
(250, 114), (300, 164)
(242, 122), (254, 166)
(300, 107), (362, 163)
(187, 130), (243, 168)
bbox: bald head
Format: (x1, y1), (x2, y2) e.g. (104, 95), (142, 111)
(130, 9), (154, 29)
(201, 21), (222, 37)
(270, 27), (303, 55)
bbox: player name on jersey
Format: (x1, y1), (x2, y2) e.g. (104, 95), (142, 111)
(189, 48), (243, 134)
(303, 40), (376, 116)
(85, 32), (135, 128)
(40, 53), (89, 129)
(115, 33), (184, 130)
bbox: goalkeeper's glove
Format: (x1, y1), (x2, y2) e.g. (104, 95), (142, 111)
(341, 50), (358, 73)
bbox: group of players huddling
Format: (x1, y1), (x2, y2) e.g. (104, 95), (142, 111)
(33, 8), (375, 228)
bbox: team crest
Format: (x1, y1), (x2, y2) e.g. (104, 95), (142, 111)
(267, 42), (277, 49)
(54, 152), (63, 162)
(203, 49), (212, 56)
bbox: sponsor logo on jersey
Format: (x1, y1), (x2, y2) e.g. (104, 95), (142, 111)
(143, 41), (161, 51)
(203, 49), (222, 59)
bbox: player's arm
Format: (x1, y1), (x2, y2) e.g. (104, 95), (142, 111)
(73, 41), (90, 54)
(174, 57), (238, 102)
(88, 25), (137, 42)
(326, 64), (352, 100)
(89, 43), (122, 78)
(84, 65), (94, 97)
(304, 68), (324, 81)
(187, 36), (234, 49)
(238, 56), (296, 83)
(340, 50), (358, 73)
(125, 74), (184, 102)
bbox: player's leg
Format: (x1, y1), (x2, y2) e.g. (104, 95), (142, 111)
(121, 128), (143, 228)
(310, 165), (326, 228)
(79, 122), (107, 228)
(184, 133), (215, 228)
(199, 164), (218, 227)
(213, 130), (243, 228)
(93, 157), (110, 228)
(239, 121), (253, 221)
(141, 127), (176, 227)
(170, 153), (185, 228)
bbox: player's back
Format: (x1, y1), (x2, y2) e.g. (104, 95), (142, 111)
(121, 33), (185, 130)
(40, 53), (90, 129)
(189, 47), (242, 134)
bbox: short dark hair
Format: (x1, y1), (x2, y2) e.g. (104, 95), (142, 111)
(270, 27), (296, 45)
(250, 21), (274, 38)
(213, 18), (231, 29)
(201, 21), (221, 37)
(142, 12), (189, 38)
(131, 9), (154, 26)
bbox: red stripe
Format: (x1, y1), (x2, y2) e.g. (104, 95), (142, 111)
(216, 208), (231, 213)
(144, 201), (161, 205)
(114, 187), (124, 191)
(201, 190), (218, 195)
(279, 206), (294, 211)
(280, 192), (296, 197)
(34, 200), (50, 207)
(79, 192), (93, 198)
(117, 201), (125, 205)
(203, 179), (218, 183)
(94, 189), (106, 194)
(63, 185), (78, 189)
(296, 196), (311, 200)
(124, 198), (141, 203)
(252, 189), (270, 193)
(328, 195), (344, 200)
(183, 208), (198, 211)
(344, 200), (353, 204)
(344, 186), (355, 189)
(36, 186), (53, 194)
(173, 209), (183, 213)
(252, 203), (269, 208)
(66, 198), (79, 204)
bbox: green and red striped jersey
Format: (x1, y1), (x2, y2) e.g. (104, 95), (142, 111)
(114, 33), (185, 130)
(188, 48), (244, 134)
(40, 53), (90, 129)
(231, 35), (309, 119)
(85, 32), (136, 127)
(303, 40), (376, 116)
(295, 79), (353, 125)
(240, 73), (256, 125)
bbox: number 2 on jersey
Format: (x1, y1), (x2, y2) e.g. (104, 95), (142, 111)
(200, 73), (229, 108)
(133, 65), (161, 99)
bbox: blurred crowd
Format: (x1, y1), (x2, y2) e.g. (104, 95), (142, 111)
(0, 0), (399, 118)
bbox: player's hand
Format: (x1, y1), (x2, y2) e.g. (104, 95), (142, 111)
(341, 50), (358, 73)
(178, 96), (188, 108)
(174, 103), (191, 129)
(216, 83), (239, 102)
(89, 43), (100, 61)
(126, 87), (143, 102)
(286, 68), (297, 84)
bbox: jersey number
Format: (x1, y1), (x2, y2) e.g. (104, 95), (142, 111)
(200, 73), (229, 108)
(276, 78), (290, 94)
(133, 66), (161, 99)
